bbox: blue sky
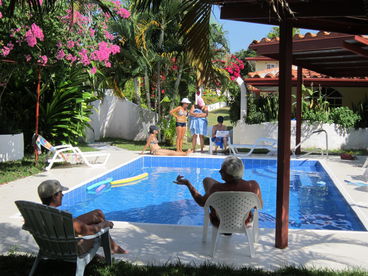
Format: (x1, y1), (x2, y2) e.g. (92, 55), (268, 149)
(211, 6), (316, 53)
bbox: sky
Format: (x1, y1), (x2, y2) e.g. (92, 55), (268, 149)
(211, 6), (316, 53)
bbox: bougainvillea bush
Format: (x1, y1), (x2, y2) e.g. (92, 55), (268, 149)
(0, 0), (130, 146)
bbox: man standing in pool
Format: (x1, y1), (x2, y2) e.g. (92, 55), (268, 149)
(174, 156), (263, 227)
(37, 180), (128, 255)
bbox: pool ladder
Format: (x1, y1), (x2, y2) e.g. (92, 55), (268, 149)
(292, 129), (329, 159)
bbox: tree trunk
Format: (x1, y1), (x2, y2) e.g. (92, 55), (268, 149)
(170, 61), (183, 111)
(133, 77), (141, 105)
(144, 70), (151, 109)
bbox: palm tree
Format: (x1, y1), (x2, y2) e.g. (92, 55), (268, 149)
(134, 0), (295, 84)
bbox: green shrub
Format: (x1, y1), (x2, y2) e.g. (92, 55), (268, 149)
(227, 83), (241, 123)
(329, 107), (361, 129)
(352, 96), (368, 128)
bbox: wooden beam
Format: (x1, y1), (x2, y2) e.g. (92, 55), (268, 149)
(220, 2), (366, 20)
(295, 67), (302, 156)
(343, 41), (368, 58)
(245, 78), (368, 87)
(275, 19), (292, 250)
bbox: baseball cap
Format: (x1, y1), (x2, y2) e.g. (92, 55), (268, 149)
(38, 180), (69, 199)
(181, 98), (191, 104)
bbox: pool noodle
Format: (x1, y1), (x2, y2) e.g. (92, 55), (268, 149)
(111, 173), (148, 185)
(95, 184), (106, 193)
(87, 178), (113, 191)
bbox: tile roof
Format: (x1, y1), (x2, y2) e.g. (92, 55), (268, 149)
(247, 67), (327, 79)
(251, 31), (362, 45)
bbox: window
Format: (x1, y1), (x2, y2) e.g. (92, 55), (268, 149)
(313, 87), (342, 108)
(266, 64), (276, 69)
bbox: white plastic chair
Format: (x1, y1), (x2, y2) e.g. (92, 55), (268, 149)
(207, 126), (232, 155)
(229, 137), (277, 156)
(202, 192), (262, 258)
(45, 144), (110, 171)
(15, 200), (111, 276)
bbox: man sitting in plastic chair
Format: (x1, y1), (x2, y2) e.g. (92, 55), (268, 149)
(37, 179), (128, 255)
(211, 116), (229, 155)
(174, 156), (263, 228)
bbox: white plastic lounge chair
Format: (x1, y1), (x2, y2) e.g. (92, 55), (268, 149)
(202, 192), (262, 258)
(45, 144), (110, 171)
(207, 126), (232, 155)
(15, 200), (111, 276)
(33, 134), (110, 171)
(363, 157), (368, 168)
(229, 137), (277, 156)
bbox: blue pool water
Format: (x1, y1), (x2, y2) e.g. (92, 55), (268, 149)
(61, 157), (366, 231)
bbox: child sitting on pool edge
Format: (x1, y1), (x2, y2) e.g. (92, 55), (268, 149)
(141, 125), (192, 156)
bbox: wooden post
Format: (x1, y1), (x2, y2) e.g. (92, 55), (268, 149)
(34, 67), (41, 163)
(295, 66), (303, 155)
(275, 19), (292, 249)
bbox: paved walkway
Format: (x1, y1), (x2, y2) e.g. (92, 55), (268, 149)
(0, 148), (367, 271)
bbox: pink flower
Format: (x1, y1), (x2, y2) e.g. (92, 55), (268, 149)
(90, 67), (97, 74)
(104, 61), (111, 68)
(89, 29), (95, 37)
(104, 31), (115, 41)
(0, 0), (2, 6)
(31, 23), (44, 40)
(67, 40), (75, 49)
(116, 8), (130, 18)
(56, 49), (65, 60)
(110, 44), (120, 54)
(78, 49), (90, 66)
(38, 55), (48, 65)
(39, 0), (43, 5)
(56, 41), (62, 48)
(0, 12), (2, 19)
(25, 55), (32, 62)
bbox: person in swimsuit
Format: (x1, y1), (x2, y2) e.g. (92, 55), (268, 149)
(189, 97), (208, 153)
(141, 125), (192, 156)
(212, 116), (228, 154)
(174, 156), (263, 228)
(170, 98), (191, 152)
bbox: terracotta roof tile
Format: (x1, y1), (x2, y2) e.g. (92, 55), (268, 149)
(250, 31), (348, 45)
(247, 67), (328, 79)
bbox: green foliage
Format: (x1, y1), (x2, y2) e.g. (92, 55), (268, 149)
(39, 69), (96, 145)
(329, 107), (361, 129)
(1, 254), (368, 276)
(352, 96), (368, 128)
(267, 27), (300, 38)
(226, 82), (241, 123)
(159, 116), (177, 145)
(301, 85), (331, 124)
(245, 94), (278, 124)
(202, 89), (225, 105)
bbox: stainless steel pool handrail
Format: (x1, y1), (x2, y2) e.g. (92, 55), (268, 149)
(292, 129), (328, 159)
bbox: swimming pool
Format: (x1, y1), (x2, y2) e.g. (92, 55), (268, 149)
(60, 156), (366, 231)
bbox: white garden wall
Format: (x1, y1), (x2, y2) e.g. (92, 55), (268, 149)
(233, 120), (368, 150)
(207, 102), (227, 111)
(0, 133), (24, 162)
(85, 95), (156, 142)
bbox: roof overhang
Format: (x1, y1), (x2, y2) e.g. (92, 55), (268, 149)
(249, 32), (368, 77)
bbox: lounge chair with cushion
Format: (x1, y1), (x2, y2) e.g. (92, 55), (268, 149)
(202, 192), (262, 258)
(33, 134), (110, 171)
(15, 200), (111, 276)
(229, 137), (277, 156)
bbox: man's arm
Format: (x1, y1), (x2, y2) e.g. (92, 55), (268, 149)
(174, 175), (208, 207)
(73, 219), (113, 236)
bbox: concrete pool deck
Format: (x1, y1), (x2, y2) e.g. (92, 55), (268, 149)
(0, 148), (367, 271)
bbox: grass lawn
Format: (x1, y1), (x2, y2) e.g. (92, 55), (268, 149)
(0, 143), (96, 185)
(0, 254), (366, 276)
(207, 107), (233, 130)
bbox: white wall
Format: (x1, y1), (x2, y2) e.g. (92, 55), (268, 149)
(85, 95), (156, 142)
(233, 120), (368, 150)
(0, 133), (24, 162)
(207, 102), (227, 112)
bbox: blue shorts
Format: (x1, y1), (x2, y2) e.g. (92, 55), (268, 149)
(211, 137), (224, 149)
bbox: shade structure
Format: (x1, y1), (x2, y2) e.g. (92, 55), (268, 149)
(213, 0), (368, 249)
(249, 32), (368, 78)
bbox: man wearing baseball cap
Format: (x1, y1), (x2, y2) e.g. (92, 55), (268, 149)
(38, 180), (127, 255)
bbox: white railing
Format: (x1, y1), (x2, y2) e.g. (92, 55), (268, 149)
(292, 129), (328, 159)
